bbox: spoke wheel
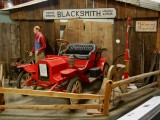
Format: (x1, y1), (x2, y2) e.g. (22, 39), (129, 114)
(67, 77), (82, 105)
(17, 70), (36, 91)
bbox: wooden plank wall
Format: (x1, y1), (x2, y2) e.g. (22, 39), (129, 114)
(0, 23), (20, 73)
(9, 0), (158, 20)
(7, 0), (159, 76)
(62, 20), (84, 43)
(18, 21), (55, 59)
(61, 20), (113, 64)
(85, 21), (113, 63)
(113, 20), (157, 76)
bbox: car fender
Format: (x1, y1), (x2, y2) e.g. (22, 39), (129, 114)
(97, 56), (110, 71)
(17, 64), (36, 73)
(17, 64), (32, 69)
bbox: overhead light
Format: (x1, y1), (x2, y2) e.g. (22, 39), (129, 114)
(151, 0), (160, 3)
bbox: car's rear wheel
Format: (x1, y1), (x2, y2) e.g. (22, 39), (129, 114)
(67, 77), (82, 105)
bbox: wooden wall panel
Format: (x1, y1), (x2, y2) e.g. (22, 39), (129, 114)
(103, 23), (113, 63)
(85, 21), (113, 64)
(85, 21), (92, 43)
(77, 0), (86, 8)
(0, 23), (20, 73)
(86, 0), (93, 8)
(19, 21), (30, 59)
(95, 0), (107, 8)
(9, 0), (159, 20)
(92, 22), (99, 46)
(17, 8), (26, 20)
(19, 21), (55, 59)
(25, 7), (34, 20)
(34, 4), (43, 20)
(2, 23), (10, 72)
(61, 20), (113, 64)
(10, 10), (18, 20)
(67, 0), (78, 9)
(62, 20), (84, 43)
(60, 0), (68, 9)
(78, 21), (85, 43)
(52, 0), (60, 9)
(113, 20), (157, 76)
(10, 24), (20, 58)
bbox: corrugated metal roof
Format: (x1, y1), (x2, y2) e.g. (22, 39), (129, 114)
(116, 0), (160, 11)
(1, 0), (160, 11)
(1, 0), (48, 11)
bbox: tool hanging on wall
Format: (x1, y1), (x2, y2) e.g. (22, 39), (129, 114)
(124, 18), (132, 79)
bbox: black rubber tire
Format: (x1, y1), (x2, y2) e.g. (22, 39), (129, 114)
(67, 77), (82, 105)
(17, 70), (26, 89)
(17, 70), (36, 97)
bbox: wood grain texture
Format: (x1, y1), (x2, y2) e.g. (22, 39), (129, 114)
(9, 0), (158, 20)
(0, 104), (102, 110)
(17, 8), (26, 20)
(0, 87), (104, 100)
(111, 82), (158, 102)
(10, 10), (18, 20)
(103, 80), (112, 115)
(112, 70), (160, 88)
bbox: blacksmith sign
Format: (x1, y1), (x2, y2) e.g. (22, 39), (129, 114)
(43, 8), (116, 19)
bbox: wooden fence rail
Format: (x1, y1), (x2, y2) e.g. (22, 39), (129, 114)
(0, 87), (104, 100)
(111, 82), (158, 102)
(0, 104), (103, 110)
(107, 70), (160, 115)
(0, 70), (160, 116)
(112, 70), (160, 88)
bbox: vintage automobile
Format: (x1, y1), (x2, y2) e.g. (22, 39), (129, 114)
(17, 41), (110, 104)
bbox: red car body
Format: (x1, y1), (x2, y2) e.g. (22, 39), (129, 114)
(18, 44), (110, 92)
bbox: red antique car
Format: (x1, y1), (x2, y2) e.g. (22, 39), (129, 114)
(17, 43), (109, 104)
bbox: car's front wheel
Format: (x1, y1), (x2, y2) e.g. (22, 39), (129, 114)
(17, 70), (36, 96)
(67, 77), (82, 105)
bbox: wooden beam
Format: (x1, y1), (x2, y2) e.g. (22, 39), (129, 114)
(111, 82), (158, 102)
(0, 104), (102, 110)
(112, 70), (160, 88)
(0, 87), (104, 100)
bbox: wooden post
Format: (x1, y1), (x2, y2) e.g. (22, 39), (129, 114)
(103, 80), (112, 116)
(157, 73), (160, 87)
(0, 64), (5, 112)
(156, 15), (160, 53)
(156, 14), (160, 86)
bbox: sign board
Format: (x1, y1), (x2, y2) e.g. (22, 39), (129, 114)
(135, 21), (157, 32)
(43, 8), (116, 19)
